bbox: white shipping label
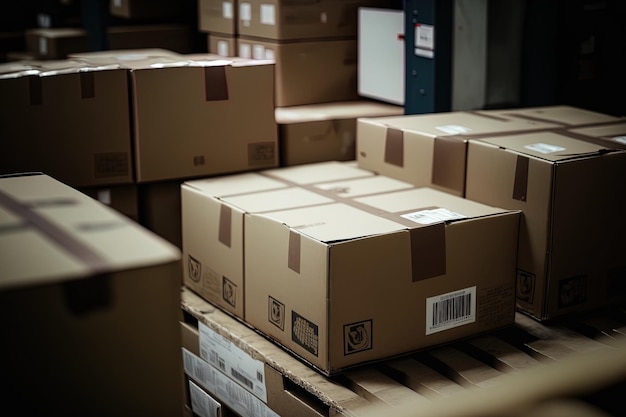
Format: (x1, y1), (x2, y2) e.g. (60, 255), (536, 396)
(524, 143), (566, 154)
(189, 380), (221, 417)
(182, 349), (279, 417)
(320, 12), (328, 23)
(612, 136), (626, 144)
(264, 49), (275, 60)
(217, 40), (229, 57)
(402, 208), (466, 225)
(240, 3), (252, 22)
(239, 44), (251, 59)
(436, 124), (472, 135)
(260, 4), (276, 25)
(253, 45), (265, 60)
(415, 23), (435, 50)
(426, 286), (476, 335)
(223, 1), (233, 19)
(199, 322), (267, 402)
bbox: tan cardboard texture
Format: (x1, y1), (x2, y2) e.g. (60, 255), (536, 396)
(357, 111), (561, 196)
(0, 173), (183, 416)
(244, 186), (520, 374)
(466, 130), (626, 320)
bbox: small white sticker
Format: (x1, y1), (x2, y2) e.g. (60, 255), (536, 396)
(436, 124), (472, 135)
(113, 0), (122, 7)
(217, 40), (229, 57)
(402, 208), (466, 225)
(264, 49), (275, 60)
(239, 43), (251, 59)
(612, 136), (626, 144)
(415, 48), (435, 59)
(524, 143), (566, 154)
(222, 1), (233, 19)
(189, 380), (221, 417)
(426, 286), (476, 335)
(37, 13), (51, 28)
(96, 189), (111, 205)
(253, 45), (265, 60)
(240, 2), (251, 22)
(320, 12), (328, 23)
(260, 4), (275, 25)
(415, 23), (435, 50)
(39, 37), (48, 56)
(199, 322), (267, 402)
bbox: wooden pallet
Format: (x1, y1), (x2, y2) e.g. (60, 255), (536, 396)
(181, 287), (626, 417)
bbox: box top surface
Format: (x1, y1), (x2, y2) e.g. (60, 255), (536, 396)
(360, 111), (560, 138)
(0, 59), (121, 78)
(569, 122), (626, 141)
(275, 100), (403, 124)
(0, 173), (180, 290)
(476, 130), (619, 161)
(257, 187), (513, 244)
(479, 105), (621, 126)
(184, 172), (288, 197)
(261, 161), (375, 185)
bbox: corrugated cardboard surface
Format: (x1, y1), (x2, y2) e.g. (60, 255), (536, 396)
(478, 105), (620, 127)
(568, 122), (626, 150)
(0, 62), (133, 187)
(244, 186), (520, 374)
(181, 162), (375, 320)
(356, 111), (561, 196)
(237, 0), (391, 40)
(199, 0), (238, 34)
(0, 173), (183, 416)
(466, 130), (626, 320)
(238, 36), (358, 107)
(276, 100), (403, 166)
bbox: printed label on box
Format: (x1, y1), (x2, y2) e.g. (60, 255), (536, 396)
(524, 143), (566, 154)
(612, 136), (626, 144)
(223, 1), (233, 19)
(402, 208), (465, 225)
(260, 4), (275, 25)
(199, 322), (267, 402)
(239, 44), (251, 59)
(39, 37), (48, 56)
(189, 380), (221, 417)
(217, 40), (229, 57)
(253, 45), (265, 60)
(292, 311), (319, 356)
(183, 349), (279, 417)
(436, 124), (472, 135)
(426, 286), (476, 335)
(240, 2), (251, 23)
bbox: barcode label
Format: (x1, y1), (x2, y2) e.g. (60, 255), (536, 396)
(426, 286), (476, 335)
(232, 368), (254, 390)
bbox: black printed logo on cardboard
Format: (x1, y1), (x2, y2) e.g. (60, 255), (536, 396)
(188, 255), (201, 282)
(268, 296), (285, 331)
(222, 277), (237, 308)
(559, 275), (587, 309)
(291, 311), (319, 356)
(516, 269), (535, 304)
(344, 320), (373, 355)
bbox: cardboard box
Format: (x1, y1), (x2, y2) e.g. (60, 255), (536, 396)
(199, 0), (238, 34)
(358, 7), (405, 105)
(567, 122), (626, 150)
(237, 0), (390, 40)
(477, 105), (621, 127)
(0, 60), (133, 187)
(245, 186), (520, 374)
(138, 179), (185, 249)
(25, 27), (88, 59)
(238, 36), (358, 106)
(208, 33), (237, 57)
(73, 51), (279, 182)
(0, 173), (183, 416)
(465, 130), (626, 320)
(356, 111), (561, 196)
(181, 161), (376, 319)
(276, 100), (403, 166)
(78, 183), (139, 221)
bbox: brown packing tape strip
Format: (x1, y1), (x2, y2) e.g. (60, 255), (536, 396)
(288, 230), (301, 273)
(513, 155), (529, 202)
(80, 71), (95, 99)
(29, 75), (42, 106)
(410, 220), (447, 282)
(218, 204), (232, 248)
(432, 136), (466, 193)
(384, 127), (404, 167)
(204, 66), (229, 101)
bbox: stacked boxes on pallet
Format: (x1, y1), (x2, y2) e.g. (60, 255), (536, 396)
(357, 105), (626, 321)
